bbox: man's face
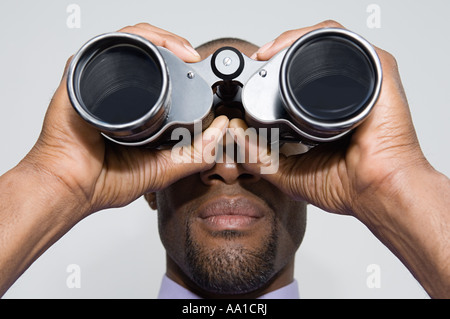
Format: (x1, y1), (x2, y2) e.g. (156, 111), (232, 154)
(148, 41), (307, 297)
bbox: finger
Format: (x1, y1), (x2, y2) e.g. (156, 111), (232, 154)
(228, 118), (282, 176)
(254, 20), (345, 61)
(154, 116), (229, 190)
(133, 22), (198, 54)
(347, 47), (422, 173)
(228, 118), (315, 203)
(192, 115), (229, 165)
(133, 23), (192, 46)
(118, 24), (200, 62)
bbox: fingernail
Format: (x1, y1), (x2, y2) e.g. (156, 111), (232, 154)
(213, 115), (229, 132)
(255, 40), (275, 57)
(184, 44), (200, 58)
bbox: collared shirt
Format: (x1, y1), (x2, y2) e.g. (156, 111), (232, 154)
(157, 274), (300, 299)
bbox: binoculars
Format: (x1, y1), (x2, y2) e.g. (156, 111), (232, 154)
(67, 28), (382, 148)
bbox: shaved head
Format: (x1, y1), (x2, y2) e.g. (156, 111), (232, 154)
(195, 37), (259, 59)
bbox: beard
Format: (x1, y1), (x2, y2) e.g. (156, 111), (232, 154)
(184, 219), (278, 295)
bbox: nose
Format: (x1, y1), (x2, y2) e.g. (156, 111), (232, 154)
(200, 128), (260, 185)
(200, 161), (260, 185)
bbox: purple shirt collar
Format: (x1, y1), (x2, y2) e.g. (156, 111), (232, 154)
(157, 274), (299, 299)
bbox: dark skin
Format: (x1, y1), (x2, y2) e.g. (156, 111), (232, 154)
(0, 21), (448, 298)
(145, 40), (307, 298)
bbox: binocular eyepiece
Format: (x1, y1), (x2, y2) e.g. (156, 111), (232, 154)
(67, 28), (382, 148)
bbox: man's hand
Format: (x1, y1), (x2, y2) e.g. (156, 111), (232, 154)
(239, 20), (427, 216)
(231, 20), (450, 298)
(0, 23), (228, 296)
(20, 23), (228, 219)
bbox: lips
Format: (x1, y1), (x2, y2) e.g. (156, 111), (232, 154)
(197, 196), (266, 230)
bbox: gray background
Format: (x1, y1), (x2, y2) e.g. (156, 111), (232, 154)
(1, 0), (448, 298)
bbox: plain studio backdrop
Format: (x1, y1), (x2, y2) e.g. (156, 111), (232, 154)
(0, 0), (448, 299)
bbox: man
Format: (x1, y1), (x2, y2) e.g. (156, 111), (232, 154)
(0, 21), (449, 298)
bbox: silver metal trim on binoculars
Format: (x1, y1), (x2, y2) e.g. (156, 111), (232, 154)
(67, 28), (382, 148)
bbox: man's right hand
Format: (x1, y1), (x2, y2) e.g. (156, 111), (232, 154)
(0, 24), (231, 296)
(19, 23), (229, 220)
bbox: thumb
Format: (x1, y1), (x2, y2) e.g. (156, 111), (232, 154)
(228, 118), (325, 205)
(153, 115), (229, 189)
(228, 118), (283, 178)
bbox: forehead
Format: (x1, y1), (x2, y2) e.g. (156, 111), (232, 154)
(196, 38), (258, 60)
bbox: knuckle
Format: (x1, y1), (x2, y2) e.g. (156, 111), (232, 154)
(280, 29), (297, 38)
(134, 22), (150, 28)
(379, 49), (399, 70)
(134, 22), (154, 29)
(320, 19), (344, 28)
(62, 55), (74, 74)
(387, 53), (399, 69)
(118, 25), (134, 33)
(276, 29), (301, 44)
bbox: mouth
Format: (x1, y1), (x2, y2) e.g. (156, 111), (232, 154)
(197, 196), (266, 231)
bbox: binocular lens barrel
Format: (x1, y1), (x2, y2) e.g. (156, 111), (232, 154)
(80, 46), (162, 124)
(67, 33), (170, 142)
(68, 29), (381, 146)
(280, 29), (381, 138)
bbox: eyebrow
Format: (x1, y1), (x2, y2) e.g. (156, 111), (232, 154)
(196, 37), (258, 57)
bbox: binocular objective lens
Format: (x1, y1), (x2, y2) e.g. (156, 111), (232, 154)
(285, 36), (376, 122)
(78, 44), (163, 125)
